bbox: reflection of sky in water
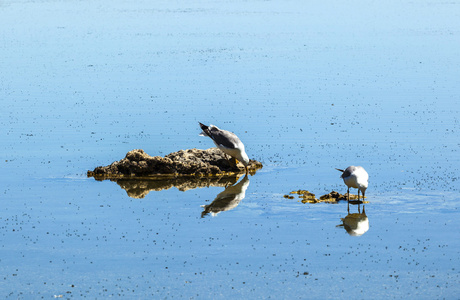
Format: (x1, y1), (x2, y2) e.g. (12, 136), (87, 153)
(0, 0), (459, 298)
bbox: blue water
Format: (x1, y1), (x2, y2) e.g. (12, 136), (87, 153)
(1, 0), (459, 298)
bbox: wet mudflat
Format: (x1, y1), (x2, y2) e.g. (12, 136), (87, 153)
(1, 0), (459, 299)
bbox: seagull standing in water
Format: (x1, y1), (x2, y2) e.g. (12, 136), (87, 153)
(336, 166), (369, 202)
(199, 122), (250, 175)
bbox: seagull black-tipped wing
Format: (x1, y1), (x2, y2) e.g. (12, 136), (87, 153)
(199, 122), (241, 149)
(199, 122), (211, 136)
(208, 127), (240, 149)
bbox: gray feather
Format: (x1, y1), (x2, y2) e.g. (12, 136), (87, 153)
(199, 122), (240, 149)
(341, 166), (354, 179)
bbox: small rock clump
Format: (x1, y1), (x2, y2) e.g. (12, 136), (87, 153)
(289, 190), (318, 203)
(87, 148), (263, 179)
(284, 190), (366, 204)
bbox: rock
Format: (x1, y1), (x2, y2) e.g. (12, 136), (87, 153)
(87, 148), (263, 179)
(290, 190), (318, 203)
(320, 191), (364, 202)
(319, 191), (341, 200)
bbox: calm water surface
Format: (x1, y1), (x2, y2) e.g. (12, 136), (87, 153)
(1, 0), (459, 298)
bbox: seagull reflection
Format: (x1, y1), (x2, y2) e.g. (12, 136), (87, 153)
(201, 175), (250, 218)
(337, 204), (369, 236)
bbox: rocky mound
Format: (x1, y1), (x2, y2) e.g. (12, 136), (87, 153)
(87, 148), (263, 179)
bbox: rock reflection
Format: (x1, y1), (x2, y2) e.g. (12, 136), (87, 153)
(106, 176), (241, 198)
(201, 175), (250, 218)
(337, 204), (369, 236)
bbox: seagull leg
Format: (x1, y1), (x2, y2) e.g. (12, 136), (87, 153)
(347, 187), (350, 202)
(245, 166), (249, 175)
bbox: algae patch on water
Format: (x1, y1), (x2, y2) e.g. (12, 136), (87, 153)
(285, 190), (367, 204)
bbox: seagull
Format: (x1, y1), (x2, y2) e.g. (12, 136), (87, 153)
(336, 166), (369, 202)
(199, 122), (250, 174)
(201, 175), (250, 217)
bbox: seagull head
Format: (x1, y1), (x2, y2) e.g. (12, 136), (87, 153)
(239, 151), (250, 175)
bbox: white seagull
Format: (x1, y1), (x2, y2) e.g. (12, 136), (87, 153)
(336, 166), (369, 202)
(199, 122), (250, 174)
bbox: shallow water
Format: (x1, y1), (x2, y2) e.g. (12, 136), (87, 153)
(1, 0), (459, 298)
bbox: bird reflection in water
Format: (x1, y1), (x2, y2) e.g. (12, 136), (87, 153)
(337, 203), (369, 236)
(201, 175), (250, 218)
